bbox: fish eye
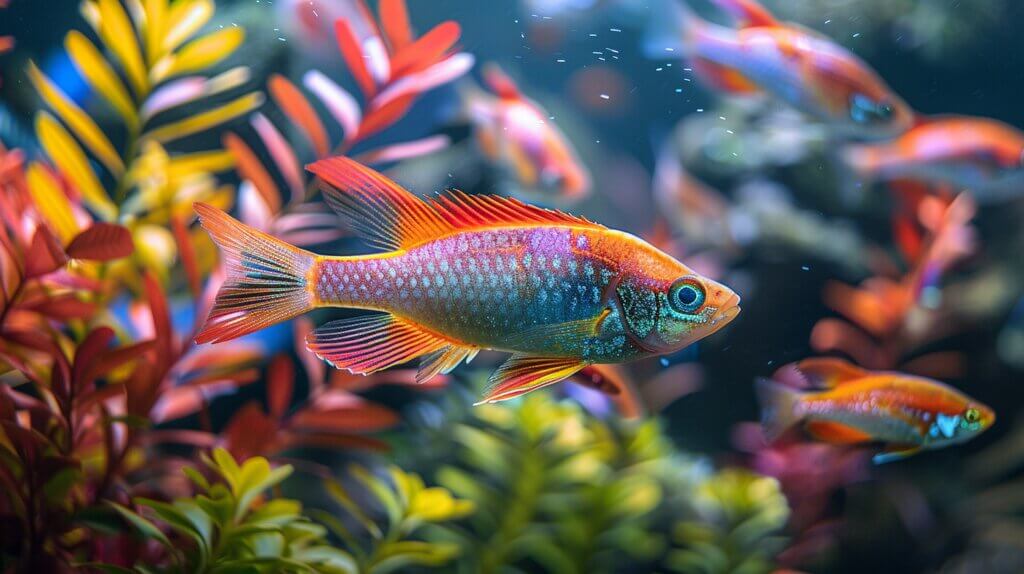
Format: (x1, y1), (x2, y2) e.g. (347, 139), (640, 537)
(850, 94), (894, 124)
(964, 408), (981, 424)
(669, 279), (706, 313)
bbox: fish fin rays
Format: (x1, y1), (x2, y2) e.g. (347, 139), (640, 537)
(306, 313), (451, 374)
(307, 157), (605, 253)
(803, 421), (873, 444)
(873, 444), (923, 464)
(477, 354), (588, 404)
(754, 377), (803, 441)
(417, 344), (478, 384)
(795, 358), (869, 389)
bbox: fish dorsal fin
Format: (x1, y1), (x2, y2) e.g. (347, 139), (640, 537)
(483, 63), (521, 99)
(712, 0), (778, 28)
(309, 157), (604, 252)
(309, 157), (453, 251)
(795, 358), (869, 389)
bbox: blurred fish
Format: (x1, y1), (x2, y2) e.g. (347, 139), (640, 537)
(465, 64), (591, 201)
(277, 0), (372, 65)
(654, 0), (915, 139)
(195, 157), (740, 404)
(756, 358), (995, 464)
(843, 116), (1024, 203)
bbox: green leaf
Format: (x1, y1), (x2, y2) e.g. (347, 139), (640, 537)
(369, 540), (460, 573)
(350, 465), (402, 531)
(107, 502), (174, 550)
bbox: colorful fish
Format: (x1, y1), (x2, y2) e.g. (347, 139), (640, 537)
(662, 0), (915, 139)
(466, 64), (591, 200)
(843, 116), (1024, 202)
(756, 358), (995, 463)
(194, 157), (740, 404)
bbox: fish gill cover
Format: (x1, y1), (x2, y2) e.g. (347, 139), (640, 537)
(0, 0), (1022, 572)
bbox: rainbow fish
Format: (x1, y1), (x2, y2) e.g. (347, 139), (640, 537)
(756, 358), (995, 464)
(663, 0), (915, 139)
(195, 157), (740, 403)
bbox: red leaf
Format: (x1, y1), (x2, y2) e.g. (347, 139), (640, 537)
(86, 340), (157, 386)
(143, 273), (173, 371)
(335, 18), (376, 98)
(281, 430), (390, 452)
(379, 0), (413, 52)
(171, 216), (200, 299)
(356, 94), (415, 141)
(290, 403), (398, 432)
(72, 326), (116, 389)
(267, 354), (293, 418)
(223, 401), (279, 459)
(65, 223), (134, 261)
(23, 225), (67, 278)
(223, 132), (281, 213)
(268, 75), (331, 159)
(22, 294), (96, 320)
(389, 21), (460, 78)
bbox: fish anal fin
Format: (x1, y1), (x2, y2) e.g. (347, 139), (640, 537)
(417, 344), (478, 384)
(873, 444), (923, 464)
(483, 63), (521, 99)
(804, 421), (873, 445)
(306, 313), (451, 375)
(795, 358), (870, 389)
(692, 58), (762, 94)
(477, 355), (588, 404)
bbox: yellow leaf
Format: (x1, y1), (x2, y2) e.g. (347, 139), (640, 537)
(26, 162), (81, 243)
(65, 31), (138, 130)
(133, 223), (177, 279)
(164, 0), (212, 52)
(79, 0), (101, 32)
(158, 28), (244, 80)
(36, 112), (117, 221)
(145, 92), (263, 143)
(29, 62), (125, 177)
(97, 0), (148, 96)
(143, 0), (167, 65)
(167, 150), (235, 180)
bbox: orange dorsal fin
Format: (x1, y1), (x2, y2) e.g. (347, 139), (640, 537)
(712, 0), (778, 28)
(795, 358), (870, 389)
(483, 63), (521, 100)
(308, 157), (604, 252)
(804, 421), (873, 444)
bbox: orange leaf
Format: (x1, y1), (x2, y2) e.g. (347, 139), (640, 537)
(267, 353), (293, 418)
(335, 19), (376, 98)
(223, 132), (281, 213)
(379, 0), (413, 52)
(269, 75), (331, 159)
(389, 21), (460, 78)
(357, 94), (414, 141)
(65, 222), (134, 261)
(171, 216), (200, 299)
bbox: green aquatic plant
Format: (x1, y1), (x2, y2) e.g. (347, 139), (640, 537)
(401, 388), (789, 574)
(101, 448), (471, 573)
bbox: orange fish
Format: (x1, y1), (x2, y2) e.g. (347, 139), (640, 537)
(843, 115), (1024, 202)
(195, 157), (739, 404)
(756, 358), (994, 463)
(466, 64), (591, 200)
(662, 0), (915, 139)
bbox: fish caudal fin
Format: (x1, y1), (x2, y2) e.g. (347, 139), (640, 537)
(754, 377), (804, 442)
(195, 203), (316, 344)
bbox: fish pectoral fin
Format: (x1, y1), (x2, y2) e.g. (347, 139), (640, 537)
(306, 313), (451, 375)
(804, 421), (873, 445)
(477, 354), (588, 404)
(872, 444), (923, 465)
(502, 315), (606, 350)
(417, 344), (479, 384)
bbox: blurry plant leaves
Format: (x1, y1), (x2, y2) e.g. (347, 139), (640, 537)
(35, 112), (116, 220)
(64, 30), (137, 129)
(146, 92), (264, 143)
(65, 223), (134, 261)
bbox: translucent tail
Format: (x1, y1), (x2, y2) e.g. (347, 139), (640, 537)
(194, 203), (316, 344)
(754, 377), (804, 442)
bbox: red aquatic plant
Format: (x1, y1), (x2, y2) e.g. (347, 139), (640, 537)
(810, 189), (977, 375)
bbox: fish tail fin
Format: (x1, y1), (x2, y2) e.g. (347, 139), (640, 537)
(194, 202), (316, 344)
(754, 377), (804, 442)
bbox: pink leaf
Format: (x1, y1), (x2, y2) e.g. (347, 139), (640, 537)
(303, 70), (362, 142)
(356, 135), (449, 165)
(374, 53), (474, 109)
(251, 113), (305, 205)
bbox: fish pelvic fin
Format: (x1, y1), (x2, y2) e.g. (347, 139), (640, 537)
(418, 344), (479, 384)
(195, 203), (315, 344)
(476, 355), (589, 405)
(307, 313), (454, 375)
(308, 157), (604, 252)
(754, 377), (804, 442)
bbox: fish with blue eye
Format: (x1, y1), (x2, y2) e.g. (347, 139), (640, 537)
(755, 358), (995, 464)
(652, 0), (916, 139)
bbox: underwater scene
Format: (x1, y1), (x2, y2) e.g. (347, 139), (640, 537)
(1, 0), (1024, 572)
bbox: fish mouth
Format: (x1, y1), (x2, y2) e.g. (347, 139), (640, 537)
(706, 294), (741, 336)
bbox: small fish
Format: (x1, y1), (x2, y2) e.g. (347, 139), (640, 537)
(755, 358), (995, 464)
(466, 64), (591, 200)
(194, 157), (740, 404)
(661, 0), (915, 139)
(843, 116), (1024, 202)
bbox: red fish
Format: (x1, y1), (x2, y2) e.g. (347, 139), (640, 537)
(662, 0), (915, 139)
(756, 358), (995, 463)
(843, 115), (1024, 202)
(466, 64), (591, 200)
(195, 158), (740, 404)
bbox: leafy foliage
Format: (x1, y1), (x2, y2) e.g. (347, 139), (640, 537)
(402, 389), (789, 574)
